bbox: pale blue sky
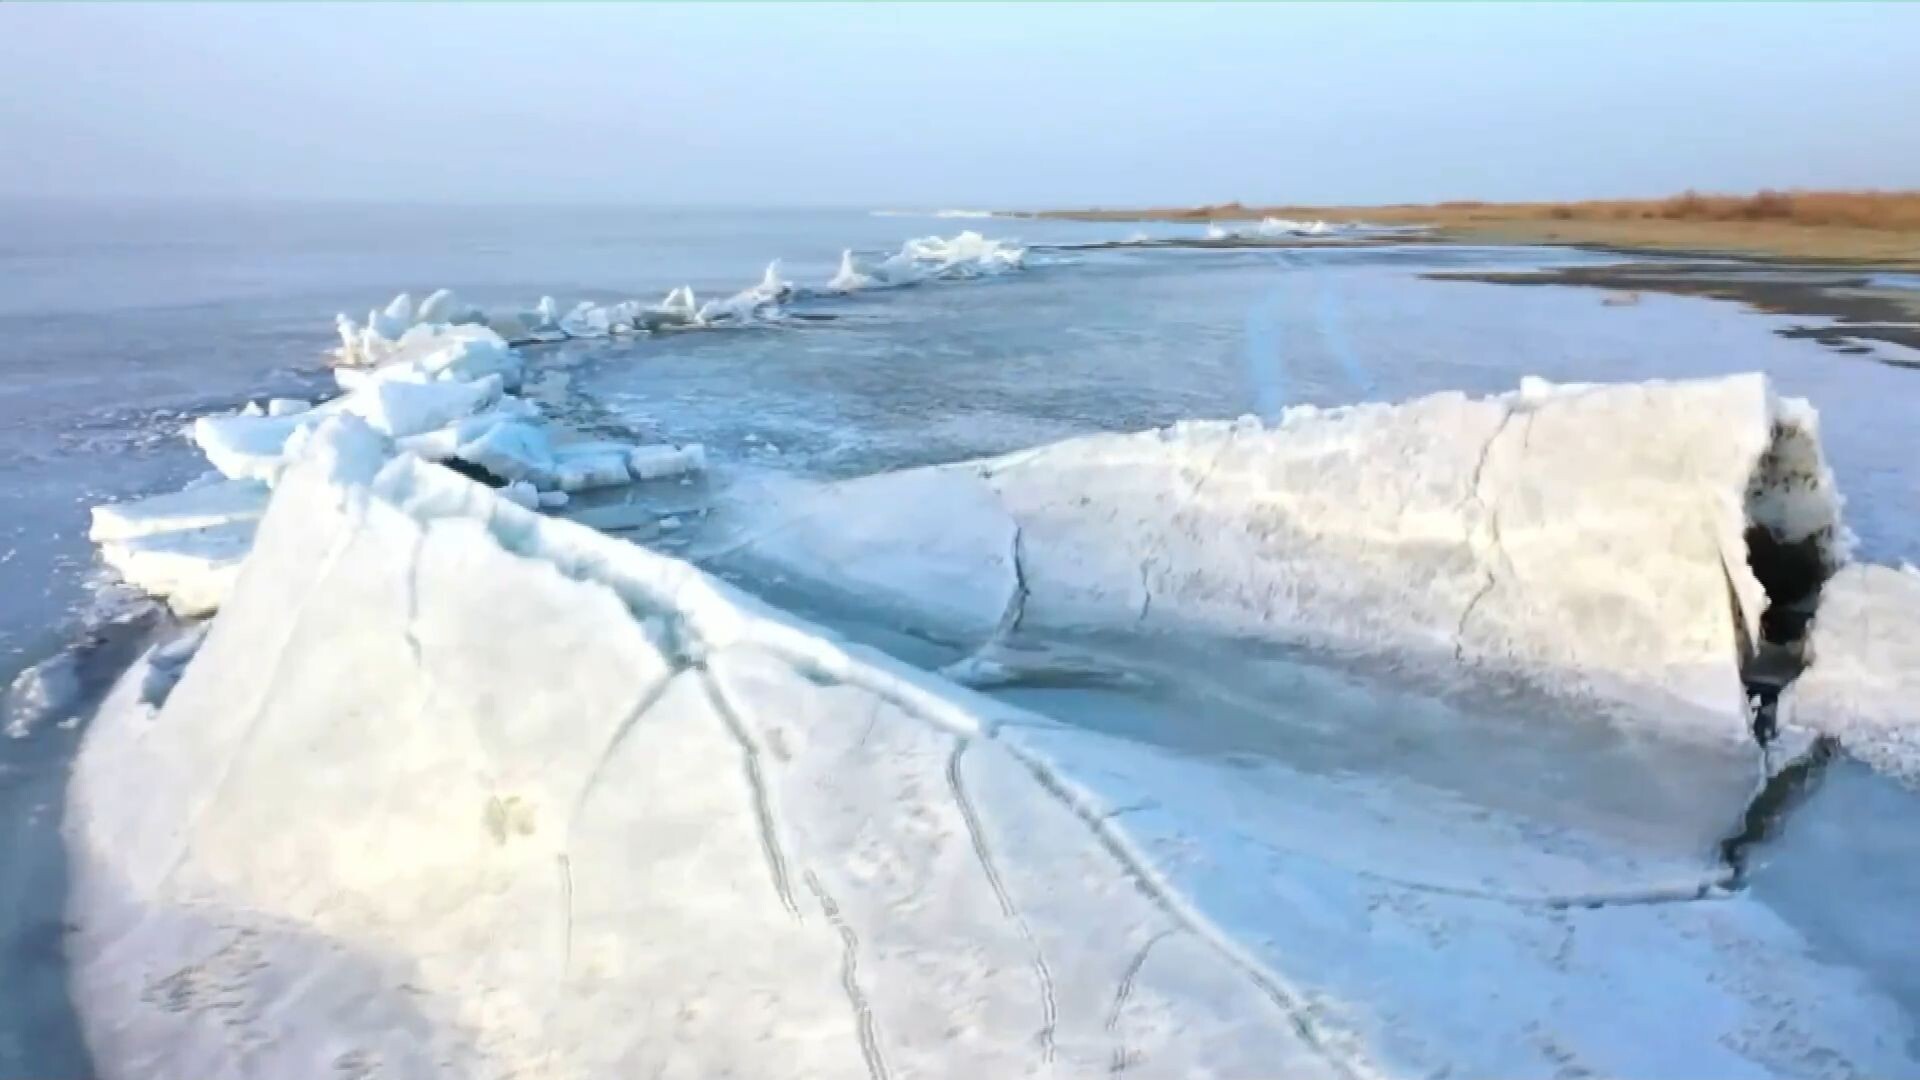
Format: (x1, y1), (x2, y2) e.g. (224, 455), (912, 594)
(6, 2), (1917, 207)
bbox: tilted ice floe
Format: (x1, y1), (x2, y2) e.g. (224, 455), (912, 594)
(66, 401), (1920, 1078)
(723, 374), (1864, 744)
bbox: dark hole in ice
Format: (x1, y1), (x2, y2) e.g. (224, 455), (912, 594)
(1720, 735), (1836, 884)
(1737, 421), (1841, 747)
(1745, 524), (1827, 645)
(438, 458), (509, 488)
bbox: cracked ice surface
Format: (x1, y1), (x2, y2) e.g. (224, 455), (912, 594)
(66, 399), (1920, 1077)
(66, 418), (1360, 1080)
(723, 373), (1842, 741)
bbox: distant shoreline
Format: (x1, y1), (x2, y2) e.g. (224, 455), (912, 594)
(1018, 192), (1920, 269)
(1017, 196), (1920, 359)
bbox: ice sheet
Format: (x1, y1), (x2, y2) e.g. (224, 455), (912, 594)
(67, 417), (1919, 1079)
(66, 418), (1357, 1079)
(724, 374), (1841, 738)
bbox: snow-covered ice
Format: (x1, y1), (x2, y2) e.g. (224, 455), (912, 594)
(1789, 562), (1920, 784)
(725, 374), (1844, 737)
(66, 418), (1357, 1080)
(65, 412), (1920, 1079)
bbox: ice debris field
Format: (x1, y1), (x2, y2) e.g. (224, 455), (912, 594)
(66, 233), (1920, 1079)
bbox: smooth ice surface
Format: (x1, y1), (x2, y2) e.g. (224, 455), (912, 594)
(726, 374), (1838, 737)
(1790, 563), (1920, 784)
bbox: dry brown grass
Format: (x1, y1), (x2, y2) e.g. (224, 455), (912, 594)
(1035, 190), (1920, 265)
(1514, 190), (1920, 230)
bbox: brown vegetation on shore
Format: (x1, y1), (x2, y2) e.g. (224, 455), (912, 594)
(1035, 190), (1920, 266)
(1422, 190), (1920, 230)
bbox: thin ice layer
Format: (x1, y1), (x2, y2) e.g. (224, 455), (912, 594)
(96, 520), (256, 618)
(725, 374), (1842, 738)
(87, 479), (269, 543)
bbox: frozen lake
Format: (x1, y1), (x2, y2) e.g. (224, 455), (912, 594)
(4, 203), (1918, 1077)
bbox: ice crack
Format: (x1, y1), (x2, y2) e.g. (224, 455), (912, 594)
(1136, 559), (1154, 623)
(803, 870), (892, 1080)
(998, 743), (1377, 1080)
(702, 664), (800, 919)
(1720, 735), (1836, 886)
(1001, 524), (1030, 638)
(571, 674), (679, 822)
(1107, 929), (1173, 1032)
(1454, 404), (1525, 658)
(946, 738), (1058, 1065)
(402, 530), (427, 667)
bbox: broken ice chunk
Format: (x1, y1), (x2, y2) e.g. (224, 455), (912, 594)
(627, 443), (706, 481)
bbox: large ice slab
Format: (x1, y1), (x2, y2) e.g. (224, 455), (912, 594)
(725, 374), (1844, 740)
(65, 419), (1355, 1080)
(1790, 562), (1920, 783)
(67, 418), (1917, 1078)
